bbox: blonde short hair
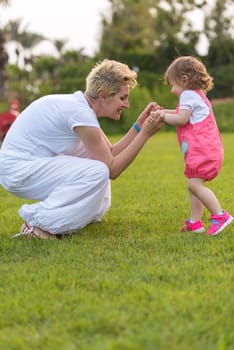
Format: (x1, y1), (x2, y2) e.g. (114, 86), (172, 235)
(165, 56), (214, 93)
(85, 59), (138, 99)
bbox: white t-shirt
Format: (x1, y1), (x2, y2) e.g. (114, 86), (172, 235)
(179, 90), (210, 124)
(0, 91), (100, 163)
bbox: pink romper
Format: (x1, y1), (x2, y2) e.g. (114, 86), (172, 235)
(176, 90), (223, 181)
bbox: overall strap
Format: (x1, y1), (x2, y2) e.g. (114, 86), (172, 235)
(195, 89), (212, 110)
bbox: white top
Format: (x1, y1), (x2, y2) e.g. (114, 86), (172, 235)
(0, 91), (100, 172)
(179, 90), (210, 124)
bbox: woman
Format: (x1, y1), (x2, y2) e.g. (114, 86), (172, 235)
(0, 59), (163, 239)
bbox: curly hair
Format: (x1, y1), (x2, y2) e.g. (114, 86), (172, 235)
(85, 59), (138, 99)
(165, 56), (214, 93)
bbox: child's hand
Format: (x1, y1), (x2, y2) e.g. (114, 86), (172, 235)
(151, 105), (164, 112)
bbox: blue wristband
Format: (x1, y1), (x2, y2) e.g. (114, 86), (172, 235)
(133, 122), (141, 133)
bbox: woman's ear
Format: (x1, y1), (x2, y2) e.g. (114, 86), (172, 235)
(99, 91), (107, 102)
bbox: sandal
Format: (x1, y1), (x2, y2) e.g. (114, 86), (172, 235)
(11, 222), (55, 240)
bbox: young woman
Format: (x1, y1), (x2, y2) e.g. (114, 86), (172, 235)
(0, 59), (163, 239)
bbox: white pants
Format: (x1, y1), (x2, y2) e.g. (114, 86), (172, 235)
(1, 155), (111, 234)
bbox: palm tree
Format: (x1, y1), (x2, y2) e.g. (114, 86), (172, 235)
(52, 38), (69, 58)
(4, 19), (46, 68)
(19, 30), (46, 68)
(0, 0), (10, 99)
(3, 19), (23, 66)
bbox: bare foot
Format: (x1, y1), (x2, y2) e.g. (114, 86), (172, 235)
(34, 227), (55, 240)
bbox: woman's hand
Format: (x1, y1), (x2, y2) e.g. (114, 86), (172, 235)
(150, 109), (165, 121)
(136, 102), (161, 128)
(141, 110), (165, 137)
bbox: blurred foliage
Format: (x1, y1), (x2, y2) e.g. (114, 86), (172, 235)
(208, 64), (234, 99)
(213, 100), (234, 133)
(0, 99), (8, 112)
(0, 0), (233, 135)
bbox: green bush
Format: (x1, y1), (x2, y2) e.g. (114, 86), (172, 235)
(0, 100), (8, 113)
(213, 100), (234, 132)
(208, 64), (234, 99)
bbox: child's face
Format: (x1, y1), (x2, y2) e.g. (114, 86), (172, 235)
(169, 81), (184, 98)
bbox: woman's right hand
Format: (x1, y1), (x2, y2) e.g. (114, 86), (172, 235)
(136, 102), (161, 128)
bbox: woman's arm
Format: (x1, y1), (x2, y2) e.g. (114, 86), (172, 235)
(74, 114), (163, 180)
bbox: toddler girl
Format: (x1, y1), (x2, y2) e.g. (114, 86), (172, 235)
(155, 56), (233, 235)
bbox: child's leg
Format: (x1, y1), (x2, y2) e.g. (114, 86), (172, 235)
(189, 190), (204, 221)
(180, 188), (205, 232)
(188, 178), (222, 215)
(184, 178), (233, 235)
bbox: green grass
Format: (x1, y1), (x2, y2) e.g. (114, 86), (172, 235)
(0, 133), (233, 350)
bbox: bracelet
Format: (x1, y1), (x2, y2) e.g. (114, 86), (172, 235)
(133, 122), (141, 133)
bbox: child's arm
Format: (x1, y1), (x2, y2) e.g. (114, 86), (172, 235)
(160, 109), (190, 126)
(163, 109), (177, 114)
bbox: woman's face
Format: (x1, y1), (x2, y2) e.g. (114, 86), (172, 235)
(102, 84), (130, 120)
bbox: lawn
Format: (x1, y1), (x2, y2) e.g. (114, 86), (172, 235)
(0, 132), (233, 350)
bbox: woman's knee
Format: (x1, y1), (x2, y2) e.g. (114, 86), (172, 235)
(94, 160), (110, 183)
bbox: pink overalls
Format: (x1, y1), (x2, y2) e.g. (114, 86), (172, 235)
(176, 90), (224, 181)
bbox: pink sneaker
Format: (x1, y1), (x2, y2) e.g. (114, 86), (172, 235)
(207, 211), (233, 236)
(181, 220), (205, 233)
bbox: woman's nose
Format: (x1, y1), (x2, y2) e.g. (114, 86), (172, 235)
(123, 99), (129, 108)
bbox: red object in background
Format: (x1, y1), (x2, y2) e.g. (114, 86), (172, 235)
(0, 99), (20, 142)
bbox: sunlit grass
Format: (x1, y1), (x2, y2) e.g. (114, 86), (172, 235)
(0, 132), (233, 350)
